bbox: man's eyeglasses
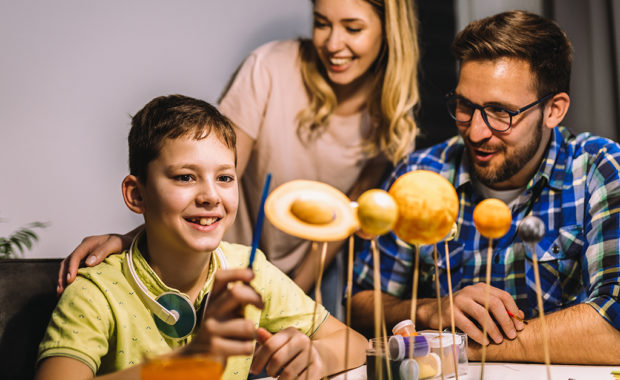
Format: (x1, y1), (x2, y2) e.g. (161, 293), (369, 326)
(445, 91), (554, 132)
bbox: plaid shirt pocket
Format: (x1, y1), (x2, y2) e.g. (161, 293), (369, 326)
(523, 225), (585, 315)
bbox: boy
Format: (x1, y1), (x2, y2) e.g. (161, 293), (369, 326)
(36, 95), (367, 379)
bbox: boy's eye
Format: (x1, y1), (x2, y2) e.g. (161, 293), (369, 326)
(218, 175), (235, 183)
(174, 174), (194, 182)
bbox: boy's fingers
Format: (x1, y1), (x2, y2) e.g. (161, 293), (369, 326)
(251, 330), (293, 374)
(276, 345), (315, 380)
(256, 327), (273, 344)
(209, 283), (264, 318)
(265, 332), (309, 378)
(210, 269), (254, 295)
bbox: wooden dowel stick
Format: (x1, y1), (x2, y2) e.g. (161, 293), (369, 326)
(444, 240), (459, 380)
(371, 239), (384, 380)
(344, 236), (354, 380)
(409, 244), (420, 360)
(531, 243), (551, 380)
(480, 240), (493, 380)
(432, 245), (445, 380)
(381, 306), (393, 380)
(305, 242), (328, 380)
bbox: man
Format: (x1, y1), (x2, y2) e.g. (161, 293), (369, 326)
(351, 10), (620, 364)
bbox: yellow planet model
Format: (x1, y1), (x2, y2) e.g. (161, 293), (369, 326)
(357, 189), (398, 236)
(473, 198), (512, 239)
(388, 170), (459, 245)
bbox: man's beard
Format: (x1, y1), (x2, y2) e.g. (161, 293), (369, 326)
(468, 114), (543, 186)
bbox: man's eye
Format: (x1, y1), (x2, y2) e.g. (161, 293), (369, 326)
(485, 105), (510, 119)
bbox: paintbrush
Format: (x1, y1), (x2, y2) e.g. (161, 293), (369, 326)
(248, 172), (272, 268)
(507, 310), (528, 324)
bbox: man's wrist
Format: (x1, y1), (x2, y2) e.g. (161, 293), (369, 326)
(413, 298), (434, 329)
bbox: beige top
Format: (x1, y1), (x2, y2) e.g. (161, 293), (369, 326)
(219, 40), (372, 274)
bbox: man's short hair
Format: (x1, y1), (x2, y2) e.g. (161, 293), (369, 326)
(128, 94), (237, 182)
(451, 10), (573, 97)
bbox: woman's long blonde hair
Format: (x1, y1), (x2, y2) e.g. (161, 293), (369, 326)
(297, 0), (420, 164)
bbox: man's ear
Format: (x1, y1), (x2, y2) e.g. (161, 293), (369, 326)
(543, 92), (570, 129)
(122, 175), (145, 214)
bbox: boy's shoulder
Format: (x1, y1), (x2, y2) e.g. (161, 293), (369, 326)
(75, 253), (127, 287)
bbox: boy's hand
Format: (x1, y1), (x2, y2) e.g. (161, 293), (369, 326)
(251, 326), (325, 380)
(185, 268), (264, 358)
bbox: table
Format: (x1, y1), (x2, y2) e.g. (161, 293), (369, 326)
(325, 363), (619, 380)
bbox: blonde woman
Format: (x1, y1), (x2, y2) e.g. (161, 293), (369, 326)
(58, 0), (420, 316)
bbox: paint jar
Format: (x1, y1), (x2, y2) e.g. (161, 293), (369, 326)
(392, 319), (417, 337)
(388, 335), (430, 360)
(419, 331), (468, 378)
(141, 354), (223, 380)
(399, 353), (441, 380)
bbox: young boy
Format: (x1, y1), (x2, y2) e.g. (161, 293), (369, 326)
(36, 95), (366, 380)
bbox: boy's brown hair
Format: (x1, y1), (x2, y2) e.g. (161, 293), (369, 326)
(129, 94), (237, 182)
(451, 10), (573, 97)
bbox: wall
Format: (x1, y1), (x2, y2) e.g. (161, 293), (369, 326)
(0, 0), (311, 258)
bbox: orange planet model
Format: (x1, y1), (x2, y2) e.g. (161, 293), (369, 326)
(388, 170), (459, 245)
(357, 189), (398, 236)
(473, 198), (512, 239)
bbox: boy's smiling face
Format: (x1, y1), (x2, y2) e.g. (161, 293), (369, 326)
(136, 134), (238, 255)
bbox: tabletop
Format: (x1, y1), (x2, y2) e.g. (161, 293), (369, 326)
(324, 362), (619, 380)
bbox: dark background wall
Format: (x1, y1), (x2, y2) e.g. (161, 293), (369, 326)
(415, 0), (458, 149)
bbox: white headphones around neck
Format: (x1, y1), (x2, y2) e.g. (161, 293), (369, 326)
(122, 231), (228, 340)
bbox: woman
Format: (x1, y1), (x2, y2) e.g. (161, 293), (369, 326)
(59, 0), (420, 316)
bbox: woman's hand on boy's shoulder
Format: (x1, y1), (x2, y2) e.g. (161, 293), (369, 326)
(250, 326), (325, 380)
(57, 227), (141, 295)
(186, 269), (264, 358)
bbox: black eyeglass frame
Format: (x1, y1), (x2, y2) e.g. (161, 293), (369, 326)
(445, 91), (554, 132)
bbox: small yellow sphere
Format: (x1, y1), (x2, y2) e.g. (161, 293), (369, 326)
(473, 198), (512, 239)
(388, 170), (459, 245)
(357, 189), (398, 236)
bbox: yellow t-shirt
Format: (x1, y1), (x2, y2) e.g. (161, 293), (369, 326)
(37, 241), (328, 380)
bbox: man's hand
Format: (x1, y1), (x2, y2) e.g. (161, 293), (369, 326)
(420, 283), (525, 345)
(251, 326), (325, 380)
(184, 269), (264, 358)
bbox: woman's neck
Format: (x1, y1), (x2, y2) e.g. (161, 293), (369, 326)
(141, 236), (212, 303)
(332, 73), (374, 116)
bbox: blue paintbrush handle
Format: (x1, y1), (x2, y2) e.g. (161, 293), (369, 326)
(248, 172), (272, 268)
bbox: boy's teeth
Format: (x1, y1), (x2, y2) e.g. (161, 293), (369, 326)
(200, 217), (215, 226)
(190, 217), (216, 226)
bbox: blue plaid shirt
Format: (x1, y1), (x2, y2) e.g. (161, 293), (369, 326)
(353, 126), (620, 331)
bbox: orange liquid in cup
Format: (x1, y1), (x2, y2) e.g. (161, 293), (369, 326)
(142, 355), (223, 380)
